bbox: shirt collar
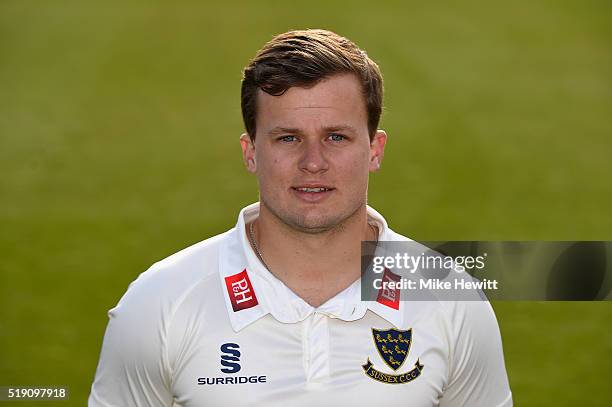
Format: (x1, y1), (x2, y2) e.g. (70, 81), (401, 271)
(218, 202), (406, 332)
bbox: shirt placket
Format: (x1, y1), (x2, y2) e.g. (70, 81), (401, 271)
(302, 311), (332, 387)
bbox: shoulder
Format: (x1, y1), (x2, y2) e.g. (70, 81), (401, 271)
(121, 230), (231, 304)
(107, 229), (235, 332)
(438, 300), (500, 341)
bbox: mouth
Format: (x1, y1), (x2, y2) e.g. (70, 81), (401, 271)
(292, 187), (333, 193)
(291, 185), (335, 202)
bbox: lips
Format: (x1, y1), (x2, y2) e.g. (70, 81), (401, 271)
(293, 187), (332, 192)
(291, 184), (335, 202)
(291, 184), (335, 192)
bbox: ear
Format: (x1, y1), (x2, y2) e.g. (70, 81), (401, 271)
(240, 133), (257, 173)
(369, 130), (387, 172)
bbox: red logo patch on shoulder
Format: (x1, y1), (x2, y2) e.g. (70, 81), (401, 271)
(225, 269), (259, 312)
(376, 268), (401, 310)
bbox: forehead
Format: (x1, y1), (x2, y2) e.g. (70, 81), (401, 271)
(255, 73), (368, 134)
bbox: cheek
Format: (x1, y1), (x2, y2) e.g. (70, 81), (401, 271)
(257, 147), (282, 166)
(256, 155), (288, 186)
(337, 153), (370, 191)
(265, 156), (284, 172)
(343, 150), (371, 173)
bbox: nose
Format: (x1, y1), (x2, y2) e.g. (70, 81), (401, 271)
(298, 139), (329, 173)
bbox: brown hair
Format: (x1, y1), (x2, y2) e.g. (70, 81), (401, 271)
(241, 29), (383, 140)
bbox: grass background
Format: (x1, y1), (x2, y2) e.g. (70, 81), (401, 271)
(1, 0), (610, 405)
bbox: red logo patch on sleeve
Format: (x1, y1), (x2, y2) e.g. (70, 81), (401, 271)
(225, 269), (259, 312)
(376, 268), (401, 310)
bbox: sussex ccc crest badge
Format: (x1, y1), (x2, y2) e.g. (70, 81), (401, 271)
(362, 328), (424, 384)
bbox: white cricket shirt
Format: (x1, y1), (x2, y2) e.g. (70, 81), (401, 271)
(89, 203), (512, 406)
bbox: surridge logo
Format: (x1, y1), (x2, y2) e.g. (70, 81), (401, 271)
(220, 343), (241, 373)
(362, 328), (424, 384)
(197, 343), (268, 386)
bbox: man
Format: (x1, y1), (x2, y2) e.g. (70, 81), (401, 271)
(89, 29), (512, 406)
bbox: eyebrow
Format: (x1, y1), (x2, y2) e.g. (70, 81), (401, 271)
(265, 125), (358, 136)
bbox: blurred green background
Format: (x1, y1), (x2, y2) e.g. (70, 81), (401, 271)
(1, 0), (610, 405)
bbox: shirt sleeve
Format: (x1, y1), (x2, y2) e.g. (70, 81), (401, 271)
(88, 265), (175, 407)
(439, 301), (513, 407)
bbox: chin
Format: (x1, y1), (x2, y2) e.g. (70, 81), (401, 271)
(280, 207), (361, 235)
(289, 216), (340, 234)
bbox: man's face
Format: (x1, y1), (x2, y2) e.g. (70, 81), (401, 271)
(240, 73), (386, 233)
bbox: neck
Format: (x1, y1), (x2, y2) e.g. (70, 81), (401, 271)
(249, 203), (377, 307)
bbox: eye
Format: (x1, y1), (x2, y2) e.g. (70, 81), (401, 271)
(328, 133), (346, 142)
(278, 135), (298, 143)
